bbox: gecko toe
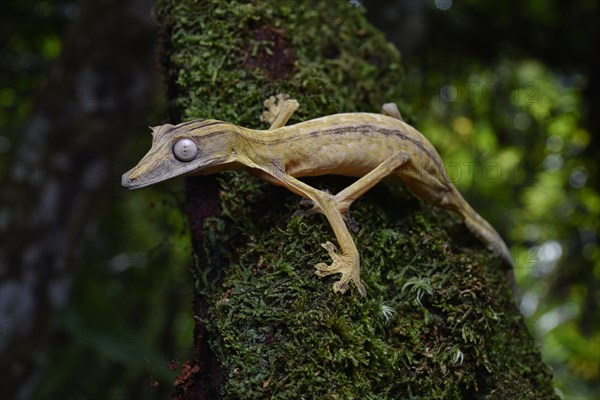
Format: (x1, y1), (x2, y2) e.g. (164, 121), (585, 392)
(314, 262), (332, 274)
(292, 198), (322, 219)
(314, 260), (340, 274)
(292, 205), (320, 219)
(313, 245), (366, 296)
(343, 214), (360, 233)
(333, 280), (349, 294)
(321, 241), (337, 254)
(299, 197), (314, 207)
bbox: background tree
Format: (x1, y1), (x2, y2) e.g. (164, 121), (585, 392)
(0, 0), (162, 398)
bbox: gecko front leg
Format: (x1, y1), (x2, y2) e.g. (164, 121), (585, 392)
(262, 163), (367, 296)
(260, 94), (335, 220)
(260, 93), (299, 129)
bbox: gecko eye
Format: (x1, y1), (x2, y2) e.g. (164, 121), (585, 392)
(173, 138), (198, 162)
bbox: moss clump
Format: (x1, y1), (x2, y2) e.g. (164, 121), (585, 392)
(155, 0), (402, 125)
(204, 175), (556, 399)
(155, 0), (557, 398)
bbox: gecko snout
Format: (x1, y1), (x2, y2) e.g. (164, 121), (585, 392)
(121, 171), (138, 189)
(121, 165), (147, 189)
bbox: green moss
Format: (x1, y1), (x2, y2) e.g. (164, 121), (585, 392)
(203, 176), (556, 399)
(155, 0), (557, 398)
(156, 0), (402, 124)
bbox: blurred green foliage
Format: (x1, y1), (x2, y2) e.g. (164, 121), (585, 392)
(0, 0), (66, 158)
(391, 3), (599, 397)
(31, 178), (195, 399)
(1, 1), (193, 398)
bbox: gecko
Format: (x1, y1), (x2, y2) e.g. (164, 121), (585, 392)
(122, 94), (516, 299)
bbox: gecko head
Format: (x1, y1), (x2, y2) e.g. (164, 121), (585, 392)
(121, 119), (238, 190)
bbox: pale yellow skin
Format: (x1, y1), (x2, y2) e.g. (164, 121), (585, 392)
(122, 95), (515, 298)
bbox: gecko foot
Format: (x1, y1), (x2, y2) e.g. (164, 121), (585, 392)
(314, 241), (366, 297)
(292, 193), (326, 218)
(292, 200), (320, 218)
(260, 93), (298, 125)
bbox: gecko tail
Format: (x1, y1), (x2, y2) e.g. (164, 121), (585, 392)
(449, 191), (519, 302)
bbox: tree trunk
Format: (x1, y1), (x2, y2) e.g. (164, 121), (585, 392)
(155, 1), (557, 398)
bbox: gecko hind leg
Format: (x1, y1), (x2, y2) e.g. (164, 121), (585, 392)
(265, 165), (367, 296)
(295, 152), (412, 227)
(381, 102), (404, 121)
(334, 152), (411, 212)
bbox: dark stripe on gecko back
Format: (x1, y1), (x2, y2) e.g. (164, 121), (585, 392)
(342, 126), (446, 178)
(253, 124), (446, 178)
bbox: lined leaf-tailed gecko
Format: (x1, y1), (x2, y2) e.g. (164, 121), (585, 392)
(122, 94), (516, 299)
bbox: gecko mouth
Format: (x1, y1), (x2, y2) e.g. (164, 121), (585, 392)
(121, 160), (205, 190)
(121, 173), (160, 190)
(121, 155), (230, 190)
(121, 165), (172, 190)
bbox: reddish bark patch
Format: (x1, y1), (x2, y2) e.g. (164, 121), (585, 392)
(171, 360), (202, 400)
(243, 26), (295, 80)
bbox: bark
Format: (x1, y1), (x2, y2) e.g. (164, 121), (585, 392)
(0, 1), (157, 398)
(155, 1), (557, 399)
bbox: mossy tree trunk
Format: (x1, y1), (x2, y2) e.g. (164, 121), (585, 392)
(155, 1), (557, 399)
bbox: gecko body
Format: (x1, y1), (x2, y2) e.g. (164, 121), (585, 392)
(122, 96), (515, 298)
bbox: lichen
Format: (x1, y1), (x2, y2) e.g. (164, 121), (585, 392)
(155, 0), (558, 398)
